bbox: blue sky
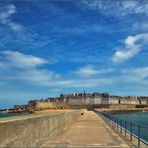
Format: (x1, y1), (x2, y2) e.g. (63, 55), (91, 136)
(0, 0), (148, 109)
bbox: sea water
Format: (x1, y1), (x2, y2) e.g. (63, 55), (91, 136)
(114, 112), (148, 142)
(0, 113), (29, 118)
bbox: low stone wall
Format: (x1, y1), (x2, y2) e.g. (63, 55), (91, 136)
(29, 102), (72, 110)
(94, 108), (148, 114)
(0, 109), (85, 147)
(109, 104), (136, 109)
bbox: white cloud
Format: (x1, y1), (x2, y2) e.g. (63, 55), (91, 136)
(0, 51), (114, 88)
(68, 66), (148, 88)
(75, 65), (113, 77)
(122, 67), (148, 84)
(0, 4), (23, 31)
(52, 78), (114, 88)
(1, 50), (48, 69)
(81, 0), (148, 16)
(0, 50), (58, 86)
(133, 22), (148, 31)
(1, 50), (147, 91)
(112, 33), (148, 63)
(19, 69), (59, 86)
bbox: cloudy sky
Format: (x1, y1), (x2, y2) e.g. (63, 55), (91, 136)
(0, 0), (148, 108)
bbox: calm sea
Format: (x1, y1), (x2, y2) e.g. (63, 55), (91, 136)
(0, 113), (29, 118)
(114, 112), (148, 142)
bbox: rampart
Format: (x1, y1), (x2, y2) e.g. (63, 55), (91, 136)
(0, 109), (85, 147)
(94, 108), (148, 114)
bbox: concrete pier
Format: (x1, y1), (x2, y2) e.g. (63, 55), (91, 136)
(42, 111), (130, 147)
(0, 110), (85, 147)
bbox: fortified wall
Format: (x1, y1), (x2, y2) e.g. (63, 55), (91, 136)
(14, 92), (148, 111)
(28, 101), (71, 110)
(27, 97), (148, 111)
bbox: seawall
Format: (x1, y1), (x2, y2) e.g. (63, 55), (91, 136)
(94, 108), (148, 114)
(0, 109), (85, 147)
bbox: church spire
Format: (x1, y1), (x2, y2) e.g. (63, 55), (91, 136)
(83, 90), (86, 96)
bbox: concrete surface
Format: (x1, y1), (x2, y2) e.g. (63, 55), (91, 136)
(0, 109), (85, 147)
(42, 111), (130, 147)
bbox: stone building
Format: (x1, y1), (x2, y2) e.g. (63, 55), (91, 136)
(118, 97), (129, 104)
(108, 96), (119, 104)
(101, 92), (110, 104)
(27, 92), (148, 110)
(138, 97), (148, 105)
(129, 96), (139, 104)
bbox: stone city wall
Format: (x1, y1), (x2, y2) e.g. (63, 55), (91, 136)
(29, 101), (72, 110)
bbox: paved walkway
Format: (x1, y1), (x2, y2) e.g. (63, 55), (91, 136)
(42, 111), (130, 147)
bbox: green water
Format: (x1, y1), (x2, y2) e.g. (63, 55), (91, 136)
(114, 112), (148, 142)
(0, 113), (29, 118)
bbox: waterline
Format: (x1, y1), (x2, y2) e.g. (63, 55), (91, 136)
(0, 113), (29, 118)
